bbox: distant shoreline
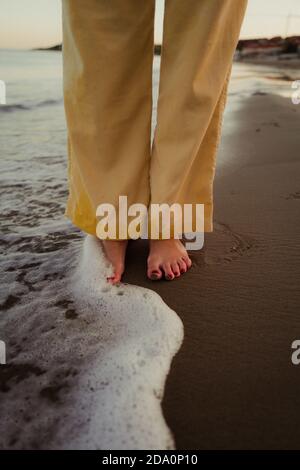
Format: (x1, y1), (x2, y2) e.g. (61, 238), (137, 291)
(34, 36), (300, 63)
(34, 44), (62, 52)
(33, 44), (163, 55)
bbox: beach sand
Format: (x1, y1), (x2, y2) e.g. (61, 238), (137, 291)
(1, 57), (300, 449)
(123, 70), (300, 449)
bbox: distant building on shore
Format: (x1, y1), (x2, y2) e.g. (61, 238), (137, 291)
(237, 36), (300, 58)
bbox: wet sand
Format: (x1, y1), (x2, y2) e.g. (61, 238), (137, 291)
(123, 85), (300, 448)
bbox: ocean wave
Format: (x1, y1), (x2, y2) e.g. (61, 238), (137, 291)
(0, 98), (62, 113)
(0, 104), (30, 112)
(36, 98), (63, 108)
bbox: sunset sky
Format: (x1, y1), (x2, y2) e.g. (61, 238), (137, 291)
(0, 0), (300, 49)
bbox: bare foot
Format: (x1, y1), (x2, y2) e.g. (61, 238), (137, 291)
(102, 240), (128, 284)
(147, 239), (192, 281)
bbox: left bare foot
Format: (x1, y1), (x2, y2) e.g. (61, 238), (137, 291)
(147, 239), (192, 281)
(102, 240), (128, 284)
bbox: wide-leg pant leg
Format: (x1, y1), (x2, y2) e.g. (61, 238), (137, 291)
(150, 0), (248, 234)
(62, 0), (155, 236)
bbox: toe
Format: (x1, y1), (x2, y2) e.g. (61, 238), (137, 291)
(107, 275), (118, 285)
(148, 267), (163, 281)
(107, 274), (121, 285)
(107, 263), (124, 284)
(163, 263), (174, 281)
(171, 262), (181, 277)
(182, 255), (192, 269)
(178, 258), (187, 274)
(147, 258), (163, 281)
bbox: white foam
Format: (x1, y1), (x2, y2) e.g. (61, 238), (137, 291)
(63, 235), (184, 450)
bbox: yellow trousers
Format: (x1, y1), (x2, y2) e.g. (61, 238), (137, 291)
(62, 0), (247, 238)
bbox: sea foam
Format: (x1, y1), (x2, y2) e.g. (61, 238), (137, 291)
(64, 235), (184, 449)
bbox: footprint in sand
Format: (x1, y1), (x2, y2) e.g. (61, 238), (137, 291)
(201, 222), (254, 266)
(286, 191), (300, 200)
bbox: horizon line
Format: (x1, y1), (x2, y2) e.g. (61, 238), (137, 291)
(2, 34), (300, 52)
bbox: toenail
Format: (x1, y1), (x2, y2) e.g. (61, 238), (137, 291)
(150, 272), (160, 280)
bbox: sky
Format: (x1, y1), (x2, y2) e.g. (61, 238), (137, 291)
(0, 0), (300, 50)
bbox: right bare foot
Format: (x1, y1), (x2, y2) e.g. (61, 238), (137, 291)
(101, 240), (128, 284)
(147, 239), (192, 281)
